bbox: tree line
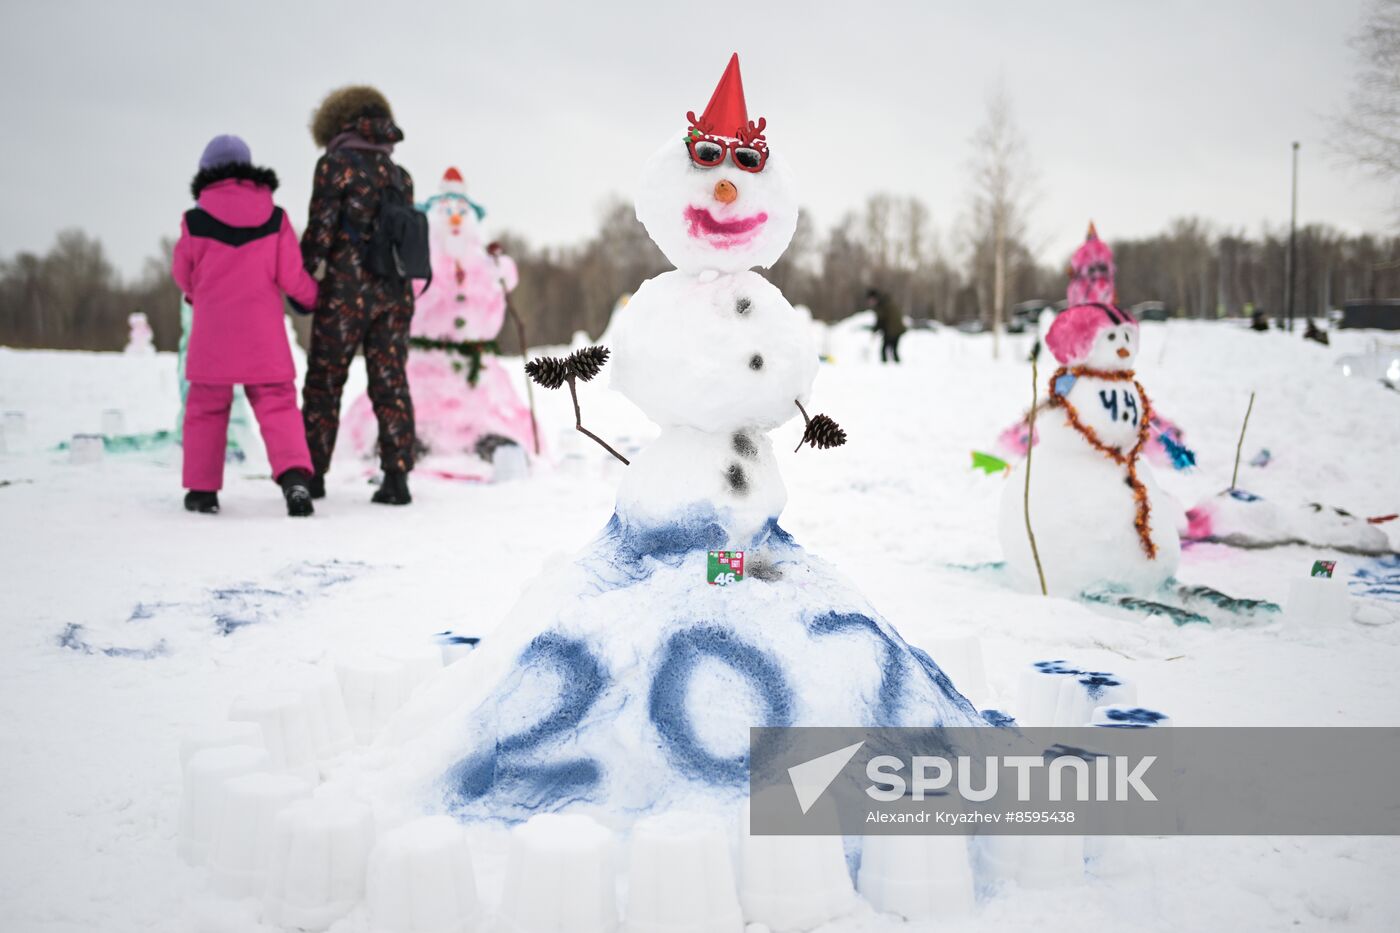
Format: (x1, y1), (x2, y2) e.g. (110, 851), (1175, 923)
(1, 208), (1396, 354)
(5, 1), (1398, 354)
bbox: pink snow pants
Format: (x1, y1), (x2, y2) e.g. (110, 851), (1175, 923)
(183, 382), (313, 491)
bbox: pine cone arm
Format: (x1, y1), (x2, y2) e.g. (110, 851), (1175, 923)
(527, 348), (629, 466)
(524, 355), (569, 390)
(565, 346), (610, 382)
(793, 399), (848, 452)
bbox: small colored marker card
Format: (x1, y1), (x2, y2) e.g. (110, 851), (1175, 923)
(707, 550), (745, 586)
(1311, 560), (1336, 578)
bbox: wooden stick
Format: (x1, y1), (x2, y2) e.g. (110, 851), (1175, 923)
(1023, 349), (1049, 596)
(793, 399), (810, 453)
(1230, 391), (1255, 490)
(566, 375), (629, 466)
(505, 300), (541, 456)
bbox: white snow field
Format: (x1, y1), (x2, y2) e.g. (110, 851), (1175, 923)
(2, 319), (1399, 932)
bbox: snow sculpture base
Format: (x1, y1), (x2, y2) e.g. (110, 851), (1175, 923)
(738, 799), (854, 930)
(263, 795), (376, 931)
(1286, 575), (1354, 627)
(857, 833), (974, 921)
(625, 812), (743, 933)
(177, 745), (271, 865)
(499, 814), (617, 933)
(367, 816), (481, 933)
(352, 515), (983, 826)
(208, 771), (314, 898)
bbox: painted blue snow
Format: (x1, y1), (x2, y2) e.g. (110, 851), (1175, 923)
(649, 625), (793, 784)
(499, 635), (609, 752)
(1054, 373), (1078, 396)
(1077, 674), (1121, 700)
(1034, 660), (1083, 675)
(58, 623), (166, 659)
(446, 634), (608, 812)
(809, 611), (904, 719)
(1228, 488), (1261, 502)
(58, 560), (374, 657)
(1098, 707), (1167, 726)
(435, 631), (481, 646)
(601, 510), (799, 573)
(1158, 430), (1197, 470)
(437, 515), (986, 824)
(1351, 555), (1400, 602)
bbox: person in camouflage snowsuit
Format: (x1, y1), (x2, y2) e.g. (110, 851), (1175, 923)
(300, 85), (417, 504)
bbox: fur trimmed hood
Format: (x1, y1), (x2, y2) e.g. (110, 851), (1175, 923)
(311, 85), (396, 148)
(191, 163), (279, 199)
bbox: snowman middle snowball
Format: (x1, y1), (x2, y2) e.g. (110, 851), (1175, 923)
(611, 60), (815, 548)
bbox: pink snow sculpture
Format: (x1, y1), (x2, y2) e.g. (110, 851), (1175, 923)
(343, 168), (537, 465)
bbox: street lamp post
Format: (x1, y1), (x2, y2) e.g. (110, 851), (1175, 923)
(1286, 141), (1299, 333)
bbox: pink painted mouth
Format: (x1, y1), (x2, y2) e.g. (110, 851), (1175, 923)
(684, 206), (768, 248)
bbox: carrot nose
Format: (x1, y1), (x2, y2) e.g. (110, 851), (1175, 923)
(714, 179), (738, 204)
(449, 214), (462, 226)
(1117, 347), (1130, 358)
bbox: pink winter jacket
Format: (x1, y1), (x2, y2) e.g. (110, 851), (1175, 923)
(172, 176), (318, 384)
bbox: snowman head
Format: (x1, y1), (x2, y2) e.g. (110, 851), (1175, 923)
(635, 54), (798, 274)
(424, 167), (485, 258)
(1045, 303), (1139, 371)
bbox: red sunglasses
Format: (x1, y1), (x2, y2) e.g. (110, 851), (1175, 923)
(684, 114), (770, 173)
(685, 135), (769, 173)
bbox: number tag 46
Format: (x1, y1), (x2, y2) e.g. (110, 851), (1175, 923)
(707, 550), (745, 585)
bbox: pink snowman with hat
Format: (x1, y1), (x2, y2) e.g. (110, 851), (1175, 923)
(995, 223), (1193, 470)
(1067, 221), (1116, 306)
(342, 167), (537, 470)
(998, 288), (1184, 597)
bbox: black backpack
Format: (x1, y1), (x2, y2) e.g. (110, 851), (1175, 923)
(352, 154), (431, 287)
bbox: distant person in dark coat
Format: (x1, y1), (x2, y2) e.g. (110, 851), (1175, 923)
(1250, 308), (1269, 332)
(1304, 317), (1330, 345)
(866, 288), (906, 364)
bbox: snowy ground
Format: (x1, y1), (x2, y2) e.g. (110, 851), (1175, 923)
(2, 320), (1399, 931)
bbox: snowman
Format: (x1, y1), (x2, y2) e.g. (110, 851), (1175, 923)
(998, 301), (1183, 598)
(124, 311), (155, 355)
(343, 167), (537, 466)
(343, 55), (985, 825)
(995, 223), (1194, 471)
(606, 53), (837, 555)
(1067, 221), (1116, 306)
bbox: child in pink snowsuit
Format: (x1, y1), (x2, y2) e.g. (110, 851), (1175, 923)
(172, 135), (320, 516)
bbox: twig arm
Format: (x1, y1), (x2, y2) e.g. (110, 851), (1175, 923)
(1024, 351), (1049, 596)
(567, 375), (629, 466)
(1230, 391), (1255, 490)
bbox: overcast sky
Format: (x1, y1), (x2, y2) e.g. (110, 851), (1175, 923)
(0, 0), (1389, 279)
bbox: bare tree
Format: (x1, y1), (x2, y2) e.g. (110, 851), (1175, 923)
(1334, 0), (1400, 220)
(965, 83), (1036, 357)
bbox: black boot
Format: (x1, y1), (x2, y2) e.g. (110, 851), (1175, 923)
(184, 490), (220, 514)
(278, 469), (315, 517)
(308, 473), (326, 500)
(371, 469), (412, 506)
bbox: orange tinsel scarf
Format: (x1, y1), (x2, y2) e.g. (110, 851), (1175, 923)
(1047, 365), (1158, 559)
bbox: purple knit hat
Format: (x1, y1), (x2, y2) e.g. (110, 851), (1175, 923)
(199, 134), (252, 170)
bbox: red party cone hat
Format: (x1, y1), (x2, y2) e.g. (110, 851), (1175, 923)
(697, 53), (748, 138)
